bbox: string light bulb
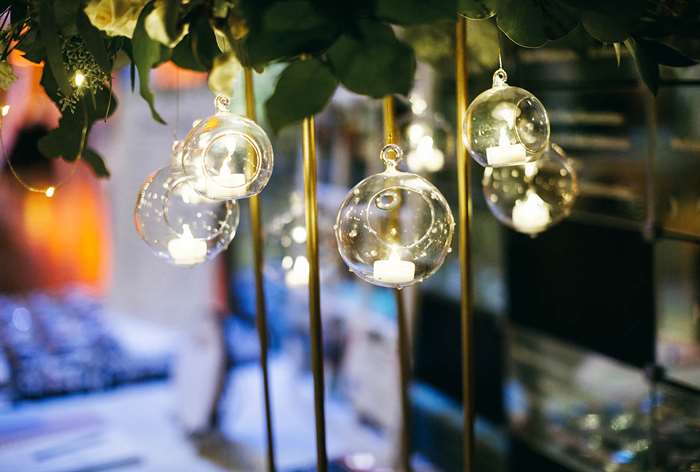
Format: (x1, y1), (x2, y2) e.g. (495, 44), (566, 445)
(44, 186), (55, 198)
(463, 68), (550, 167)
(178, 95), (273, 201)
(482, 143), (578, 236)
(73, 71), (86, 88)
(335, 144), (454, 289)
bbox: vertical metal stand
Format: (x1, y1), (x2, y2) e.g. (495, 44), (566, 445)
(455, 16), (475, 472)
(302, 107), (328, 472)
(244, 68), (277, 472)
(382, 95), (413, 472)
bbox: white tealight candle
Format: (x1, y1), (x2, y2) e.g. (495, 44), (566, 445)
(486, 128), (527, 167)
(206, 165), (247, 200)
(373, 252), (415, 285)
(512, 191), (551, 234)
(168, 224), (207, 265)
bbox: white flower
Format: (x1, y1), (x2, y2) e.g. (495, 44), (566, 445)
(84, 0), (147, 39)
(145, 1), (189, 47)
(208, 52), (242, 97)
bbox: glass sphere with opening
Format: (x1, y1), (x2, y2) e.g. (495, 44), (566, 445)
(335, 144), (454, 289)
(482, 143), (578, 236)
(134, 165), (240, 266)
(178, 95), (273, 201)
(463, 68), (550, 168)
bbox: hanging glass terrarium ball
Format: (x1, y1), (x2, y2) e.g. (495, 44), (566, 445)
(463, 68), (550, 168)
(134, 165), (240, 266)
(482, 143), (578, 236)
(335, 144), (455, 289)
(399, 111), (453, 174)
(178, 95), (273, 201)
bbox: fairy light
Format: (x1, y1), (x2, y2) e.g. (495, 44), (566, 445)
(73, 71), (86, 88)
(45, 186), (56, 198)
(1, 105), (9, 117)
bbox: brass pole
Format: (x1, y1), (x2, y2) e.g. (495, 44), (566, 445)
(302, 106), (328, 472)
(382, 95), (413, 472)
(455, 17), (475, 472)
(244, 68), (277, 472)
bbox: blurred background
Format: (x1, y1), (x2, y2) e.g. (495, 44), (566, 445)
(0, 20), (699, 472)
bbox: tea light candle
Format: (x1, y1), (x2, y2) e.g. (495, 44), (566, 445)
(512, 191), (551, 234)
(486, 128), (527, 167)
(373, 250), (415, 284)
(168, 224), (207, 265)
(207, 165), (247, 200)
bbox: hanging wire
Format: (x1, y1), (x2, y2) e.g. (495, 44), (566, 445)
(1, 103), (87, 197)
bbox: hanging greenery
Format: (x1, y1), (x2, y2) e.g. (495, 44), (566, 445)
(0, 0), (698, 177)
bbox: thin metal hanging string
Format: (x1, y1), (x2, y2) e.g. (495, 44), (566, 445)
(2, 103), (86, 196)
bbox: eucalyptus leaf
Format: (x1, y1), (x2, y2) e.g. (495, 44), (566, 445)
(327, 20), (415, 98)
(265, 59), (337, 132)
(375, 0), (455, 25)
(497, 0), (579, 47)
(132, 3), (166, 124)
(625, 37), (659, 95)
(458, 0), (496, 20)
(77, 11), (112, 72)
(39, 0), (71, 97)
(84, 148), (110, 177)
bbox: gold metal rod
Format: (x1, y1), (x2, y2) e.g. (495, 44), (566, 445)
(383, 95), (413, 472)
(455, 16), (475, 472)
(244, 68), (277, 472)
(302, 112), (328, 472)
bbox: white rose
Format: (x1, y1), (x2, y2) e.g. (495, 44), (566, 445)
(84, 0), (147, 39)
(145, 1), (188, 48)
(208, 53), (242, 97)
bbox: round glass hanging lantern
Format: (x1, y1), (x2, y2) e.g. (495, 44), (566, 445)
(335, 144), (455, 289)
(482, 143), (578, 236)
(134, 165), (240, 266)
(463, 68), (550, 168)
(400, 111), (453, 174)
(178, 95), (273, 201)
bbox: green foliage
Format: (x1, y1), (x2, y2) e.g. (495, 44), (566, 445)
(265, 58), (337, 132)
(327, 20), (415, 98)
(1, 0), (698, 180)
(132, 3), (168, 124)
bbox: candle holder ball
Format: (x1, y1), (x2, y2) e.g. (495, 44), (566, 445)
(463, 68), (550, 168)
(482, 143), (578, 236)
(334, 144), (455, 289)
(134, 165), (240, 266)
(178, 95), (273, 201)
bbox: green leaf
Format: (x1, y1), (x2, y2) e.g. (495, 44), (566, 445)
(458, 0), (497, 20)
(164, 0), (180, 42)
(242, 0), (340, 66)
(39, 0), (72, 96)
(190, 14), (220, 70)
(84, 148), (110, 177)
(265, 59), (337, 132)
(635, 38), (697, 67)
(54, 0), (81, 36)
(581, 10), (634, 42)
(172, 34), (206, 71)
(375, 0), (456, 25)
(132, 3), (166, 124)
(38, 109), (87, 161)
(497, 0), (579, 47)
(613, 42), (622, 66)
(76, 11), (112, 72)
(327, 20), (415, 98)
(625, 37), (659, 95)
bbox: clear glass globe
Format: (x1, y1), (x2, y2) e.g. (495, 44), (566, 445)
(178, 95), (273, 201)
(335, 144), (455, 289)
(399, 111), (453, 174)
(482, 143), (578, 236)
(463, 69), (550, 168)
(267, 193), (339, 288)
(134, 165), (240, 266)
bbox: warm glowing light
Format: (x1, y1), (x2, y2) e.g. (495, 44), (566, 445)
(407, 123), (428, 146)
(410, 95), (428, 115)
(485, 127), (527, 166)
(45, 186), (56, 198)
(373, 247), (415, 284)
(290, 225), (307, 244)
(167, 224), (207, 265)
(285, 255), (310, 286)
(512, 190), (551, 234)
(1, 105), (10, 117)
(73, 71), (86, 88)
